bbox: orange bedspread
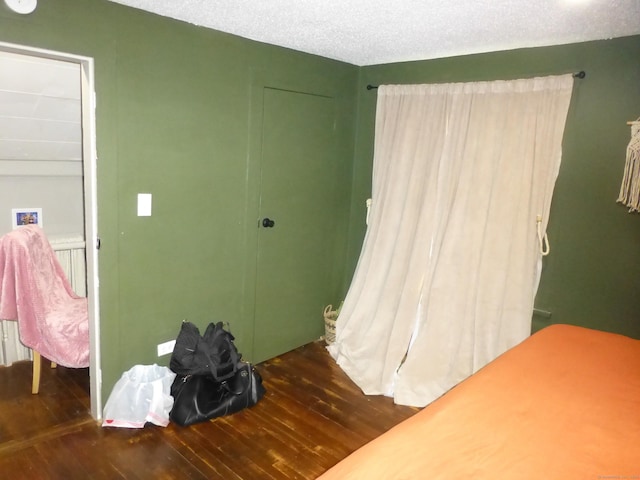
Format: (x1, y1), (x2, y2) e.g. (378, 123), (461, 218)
(318, 324), (640, 479)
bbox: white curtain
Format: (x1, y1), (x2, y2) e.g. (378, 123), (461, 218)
(329, 75), (574, 407)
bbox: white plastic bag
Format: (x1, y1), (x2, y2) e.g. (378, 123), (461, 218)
(102, 364), (176, 428)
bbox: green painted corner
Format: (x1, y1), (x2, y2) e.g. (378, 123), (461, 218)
(350, 36), (640, 339)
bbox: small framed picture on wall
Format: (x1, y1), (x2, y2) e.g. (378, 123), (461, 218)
(11, 208), (43, 229)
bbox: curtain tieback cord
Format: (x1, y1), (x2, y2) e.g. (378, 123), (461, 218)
(536, 215), (550, 256)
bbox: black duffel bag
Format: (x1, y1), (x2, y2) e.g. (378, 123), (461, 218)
(168, 321), (265, 427)
(169, 361), (266, 427)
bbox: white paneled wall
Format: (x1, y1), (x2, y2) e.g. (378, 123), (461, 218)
(0, 235), (86, 366)
(0, 51), (84, 237)
(0, 51), (82, 175)
(0, 321), (31, 367)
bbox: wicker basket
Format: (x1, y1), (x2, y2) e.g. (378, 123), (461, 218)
(323, 304), (338, 344)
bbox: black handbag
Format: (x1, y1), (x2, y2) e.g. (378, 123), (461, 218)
(169, 361), (266, 427)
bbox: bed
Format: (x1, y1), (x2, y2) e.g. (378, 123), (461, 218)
(318, 324), (640, 479)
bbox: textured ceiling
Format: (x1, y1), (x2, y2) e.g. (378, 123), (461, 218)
(107, 0), (640, 66)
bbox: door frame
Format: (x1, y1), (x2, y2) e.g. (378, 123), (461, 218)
(0, 41), (102, 419)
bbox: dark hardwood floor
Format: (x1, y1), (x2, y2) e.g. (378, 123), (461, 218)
(0, 341), (419, 479)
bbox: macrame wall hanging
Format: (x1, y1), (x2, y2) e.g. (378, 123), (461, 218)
(617, 118), (640, 212)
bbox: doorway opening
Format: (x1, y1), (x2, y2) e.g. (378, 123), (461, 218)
(0, 41), (101, 419)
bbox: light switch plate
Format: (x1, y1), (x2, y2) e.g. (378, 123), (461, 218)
(137, 193), (152, 216)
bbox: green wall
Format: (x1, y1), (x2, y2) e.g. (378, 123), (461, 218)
(347, 35), (640, 339)
(0, 0), (358, 402)
(2, 0), (639, 409)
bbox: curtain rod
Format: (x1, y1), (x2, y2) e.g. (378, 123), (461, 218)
(366, 70), (586, 90)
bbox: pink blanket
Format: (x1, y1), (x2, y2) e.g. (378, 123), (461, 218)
(0, 225), (89, 368)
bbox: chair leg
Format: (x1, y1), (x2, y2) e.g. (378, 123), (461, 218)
(32, 351), (41, 394)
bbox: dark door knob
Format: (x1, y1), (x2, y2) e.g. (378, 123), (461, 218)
(262, 218), (275, 228)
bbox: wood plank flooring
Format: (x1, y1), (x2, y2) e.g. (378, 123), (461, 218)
(0, 341), (419, 479)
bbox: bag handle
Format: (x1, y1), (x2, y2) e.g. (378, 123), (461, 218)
(203, 322), (240, 381)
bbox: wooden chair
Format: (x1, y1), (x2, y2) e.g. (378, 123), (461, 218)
(32, 351), (58, 394)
